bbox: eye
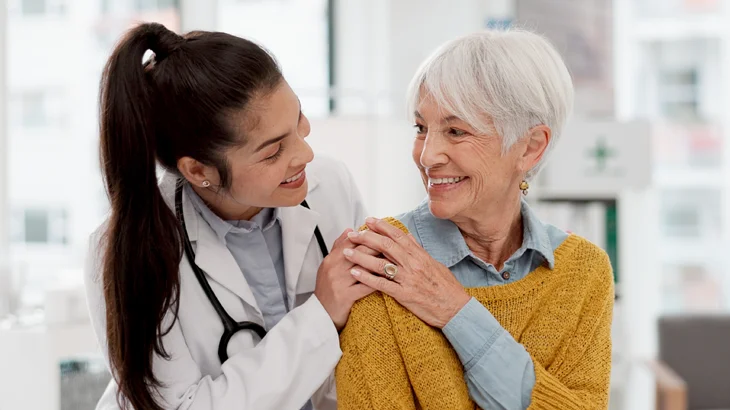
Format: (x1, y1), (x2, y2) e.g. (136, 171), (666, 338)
(413, 123), (426, 135)
(448, 128), (467, 137)
(264, 144), (285, 162)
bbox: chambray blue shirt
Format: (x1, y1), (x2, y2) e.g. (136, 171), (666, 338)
(398, 198), (569, 410)
(186, 185), (314, 410)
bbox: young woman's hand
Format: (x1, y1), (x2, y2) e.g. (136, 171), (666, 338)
(314, 228), (378, 330)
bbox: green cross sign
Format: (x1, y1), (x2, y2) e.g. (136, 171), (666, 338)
(586, 137), (616, 172)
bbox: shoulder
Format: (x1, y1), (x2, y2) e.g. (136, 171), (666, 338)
(395, 209), (418, 233)
(558, 235), (615, 294)
(83, 221), (111, 349)
(308, 155), (354, 190)
(85, 221), (110, 288)
(300, 155), (367, 231)
(391, 200), (429, 245)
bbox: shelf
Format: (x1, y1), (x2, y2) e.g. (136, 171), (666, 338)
(532, 188), (620, 202)
(659, 238), (724, 265)
(653, 168), (724, 189)
(633, 17), (727, 41)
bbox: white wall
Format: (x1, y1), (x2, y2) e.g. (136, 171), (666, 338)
(0, 323), (99, 410)
(307, 117), (425, 218)
(6, 1), (105, 306)
(334, 0), (487, 117)
(180, 0), (217, 31)
(0, 0), (10, 318)
(328, 0), (489, 216)
(386, 0), (486, 114)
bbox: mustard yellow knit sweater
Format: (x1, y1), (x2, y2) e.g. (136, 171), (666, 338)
(336, 218), (614, 410)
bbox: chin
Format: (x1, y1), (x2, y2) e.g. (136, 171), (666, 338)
(426, 198), (463, 220)
(279, 182), (309, 206)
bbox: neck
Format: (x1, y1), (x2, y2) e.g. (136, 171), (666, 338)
(191, 185), (263, 221)
(452, 195), (524, 271)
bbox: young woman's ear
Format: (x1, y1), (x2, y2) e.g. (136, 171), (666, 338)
(177, 157), (218, 188)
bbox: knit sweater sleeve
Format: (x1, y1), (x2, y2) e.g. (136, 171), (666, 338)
(528, 250), (614, 410)
(335, 217), (419, 410)
(335, 291), (419, 410)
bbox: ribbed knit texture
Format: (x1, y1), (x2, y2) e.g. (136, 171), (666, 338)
(336, 218), (614, 410)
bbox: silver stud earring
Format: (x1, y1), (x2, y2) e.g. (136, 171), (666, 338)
(202, 181), (211, 188)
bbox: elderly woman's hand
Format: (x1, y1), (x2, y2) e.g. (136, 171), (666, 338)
(343, 217), (471, 328)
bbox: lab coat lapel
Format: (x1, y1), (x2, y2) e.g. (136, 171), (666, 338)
(280, 175), (322, 308)
(185, 189), (262, 316)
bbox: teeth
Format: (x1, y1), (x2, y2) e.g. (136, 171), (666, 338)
(429, 176), (465, 185)
(284, 171), (303, 183)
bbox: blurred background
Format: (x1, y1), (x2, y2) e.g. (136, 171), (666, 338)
(1, 0), (729, 409)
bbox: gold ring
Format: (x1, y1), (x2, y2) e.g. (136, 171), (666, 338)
(383, 263), (398, 281)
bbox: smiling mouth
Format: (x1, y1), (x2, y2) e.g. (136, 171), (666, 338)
(428, 176), (468, 186)
(281, 170), (305, 184)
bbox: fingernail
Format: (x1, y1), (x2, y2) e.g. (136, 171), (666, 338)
(350, 268), (361, 277)
(347, 231), (359, 239)
(366, 217), (377, 224)
(343, 248), (354, 257)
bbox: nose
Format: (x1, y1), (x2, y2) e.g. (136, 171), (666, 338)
(419, 132), (449, 169)
(294, 114), (314, 165)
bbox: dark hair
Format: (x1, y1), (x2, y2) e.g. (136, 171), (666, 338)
(99, 22), (282, 410)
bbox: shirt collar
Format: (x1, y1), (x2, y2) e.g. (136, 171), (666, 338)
(517, 199), (555, 268)
(412, 198), (555, 269)
(185, 184), (279, 244)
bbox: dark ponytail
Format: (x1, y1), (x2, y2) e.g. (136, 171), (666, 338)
(99, 23), (282, 409)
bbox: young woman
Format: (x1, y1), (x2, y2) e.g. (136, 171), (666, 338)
(84, 22), (374, 410)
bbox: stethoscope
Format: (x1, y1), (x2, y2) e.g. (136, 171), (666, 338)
(174, 179), (329, 363)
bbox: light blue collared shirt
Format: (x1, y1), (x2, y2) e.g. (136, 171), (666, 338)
(398, 198), (568, 410)
(186, 184), (289, 330)
(185, 185), (313, 410)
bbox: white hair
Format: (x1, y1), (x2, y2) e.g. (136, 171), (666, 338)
(406, 28), (574, 180)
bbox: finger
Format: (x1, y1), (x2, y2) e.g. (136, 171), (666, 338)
(347, 229), (405, 264)
(343, 249), (393, 280)
(331, 228), (354, 250)
(348, 283), (376, 300)
(364, 217), (412, 249)
(354, 244), (379, 257)
(350, 267), (400, 297)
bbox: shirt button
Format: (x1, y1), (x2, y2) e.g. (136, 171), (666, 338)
(502, 271), (511, 280)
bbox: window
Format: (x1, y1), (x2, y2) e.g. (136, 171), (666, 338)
(24, 209), (49, 243)
(9, 91), (65, 129)
(20, 92), (46, 127)
(659, 69), (700, 121)
(12, 208), (68, 245)
(12, 0), (65, 16)
(660, 188), (721, 239)
(21, 0), (46, 15)
(135, 0), (177, 11)
(217, 0), (331, 117)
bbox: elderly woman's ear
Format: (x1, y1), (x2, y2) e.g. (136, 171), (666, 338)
(518, 124), (552, 174)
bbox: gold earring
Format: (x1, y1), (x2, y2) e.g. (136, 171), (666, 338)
(519, 180), (529, 196)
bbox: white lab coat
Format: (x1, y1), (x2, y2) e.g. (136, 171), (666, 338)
(84, 156), (367, 410)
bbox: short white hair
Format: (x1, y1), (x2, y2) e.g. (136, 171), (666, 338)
(406, 28), (574, 180)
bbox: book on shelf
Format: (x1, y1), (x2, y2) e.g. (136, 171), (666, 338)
(531, 200), (619, 284)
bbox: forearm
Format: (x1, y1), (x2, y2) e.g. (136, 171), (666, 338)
(443, 297), (535, 410)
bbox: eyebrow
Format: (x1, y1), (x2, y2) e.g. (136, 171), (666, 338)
(254, 134), (287, 153)
(413, 111), (463, 123)
(253, 99), (303, 153)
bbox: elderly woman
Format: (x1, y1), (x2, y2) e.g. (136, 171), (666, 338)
(335, 29), (613, 410)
